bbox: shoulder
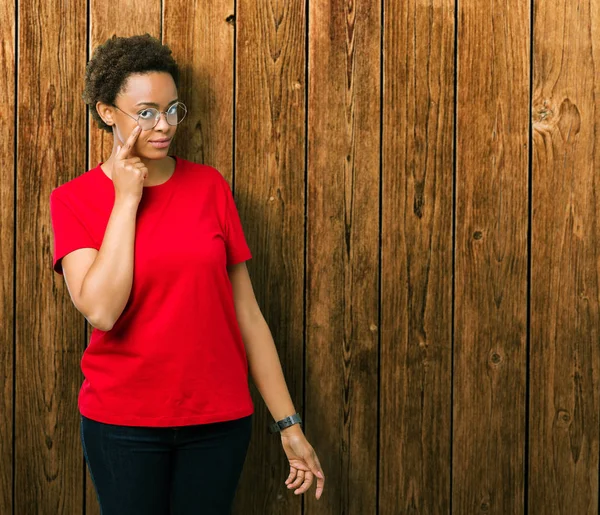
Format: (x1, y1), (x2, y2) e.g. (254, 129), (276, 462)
(50, 166), (101, 205)
(175, 158), (232, 204)
(176, 157), (228, 186)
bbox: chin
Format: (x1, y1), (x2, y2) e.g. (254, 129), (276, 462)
(138, 151), (167, 160)
(145, 147), (171, 156)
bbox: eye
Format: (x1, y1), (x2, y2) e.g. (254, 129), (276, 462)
(167, 104), (178, 114)
(139, 109), (156, 119)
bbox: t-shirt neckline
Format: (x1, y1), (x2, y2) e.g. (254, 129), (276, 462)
(95, 156), (180, 195)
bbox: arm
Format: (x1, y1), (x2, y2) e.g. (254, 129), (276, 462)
(228, 261), (325, 499)
(227, 261), (302, 436)
(61, 198), (138, 331)
(59, 126), (146, 331)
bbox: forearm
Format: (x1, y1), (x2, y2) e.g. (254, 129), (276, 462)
(239, 314), (303, 435)
(81, 198), (138, 330)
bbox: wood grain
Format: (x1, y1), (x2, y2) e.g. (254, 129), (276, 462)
(306, 0), (380, 513)
(233, 0), (306, 512)
(163, 0), (235, 175)
(17, 0), (87, 513)
(529, 0), (600, 512)
(0, 0), (15, 512)
(6, 0), (600, 512)
(452, 0), (530, 513)
(380, 0), (455, 512)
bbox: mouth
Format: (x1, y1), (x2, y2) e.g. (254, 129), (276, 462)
(149, 138), (172, 149)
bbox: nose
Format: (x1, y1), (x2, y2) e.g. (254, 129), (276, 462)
(153, 111), (171, 131)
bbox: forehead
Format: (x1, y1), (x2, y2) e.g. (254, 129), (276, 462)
(118, 72), (177, 105)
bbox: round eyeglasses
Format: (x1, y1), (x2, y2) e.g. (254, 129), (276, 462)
(111, 102), (188, 131)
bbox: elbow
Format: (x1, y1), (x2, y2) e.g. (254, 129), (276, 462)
(76, 284), (120, 332)
(95, 321), (114, 332)
(86, 312), (115, 332)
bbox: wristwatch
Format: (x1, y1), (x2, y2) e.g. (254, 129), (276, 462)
(268, 413), (303, 434)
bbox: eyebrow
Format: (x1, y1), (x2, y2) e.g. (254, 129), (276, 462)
(135, 99), (179, 107)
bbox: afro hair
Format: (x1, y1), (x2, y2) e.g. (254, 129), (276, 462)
(83, 33), (180, 133)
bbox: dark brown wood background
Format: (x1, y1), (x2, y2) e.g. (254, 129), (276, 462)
(1, 0), (598, 513)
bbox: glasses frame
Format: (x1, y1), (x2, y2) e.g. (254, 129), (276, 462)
(111, 101), (188, 130)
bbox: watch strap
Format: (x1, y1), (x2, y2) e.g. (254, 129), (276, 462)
(268, 413), (303, 434)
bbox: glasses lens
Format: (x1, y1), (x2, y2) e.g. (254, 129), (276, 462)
(167, 103), (187, 125)
(138, 108), (159, 130)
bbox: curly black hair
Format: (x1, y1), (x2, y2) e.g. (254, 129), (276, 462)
(83, 34), (180, 133)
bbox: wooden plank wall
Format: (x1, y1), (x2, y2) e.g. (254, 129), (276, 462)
(529, 0), (600, 512)
(381, 0), (454, 512)
(2, 0), (599, 514)
(453, 0), (530, 511)
(0, 0), (15, 513)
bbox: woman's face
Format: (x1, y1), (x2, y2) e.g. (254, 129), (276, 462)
(104, 71), (179, 159)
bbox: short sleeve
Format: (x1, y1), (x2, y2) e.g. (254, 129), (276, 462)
(49, 190), (99, 275)
(220, 178), (252, 266)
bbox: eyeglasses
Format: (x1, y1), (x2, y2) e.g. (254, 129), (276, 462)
(111, 102), (188, 130)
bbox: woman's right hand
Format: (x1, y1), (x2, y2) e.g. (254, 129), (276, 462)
(112, 125), (148, 205)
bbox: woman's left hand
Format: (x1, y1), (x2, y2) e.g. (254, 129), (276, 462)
(280, 428), (325, 499)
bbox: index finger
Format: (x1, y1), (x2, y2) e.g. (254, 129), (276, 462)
(117, 125), (141, 160)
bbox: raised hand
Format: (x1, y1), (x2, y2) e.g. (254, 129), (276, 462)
(111, 125), (148, 205)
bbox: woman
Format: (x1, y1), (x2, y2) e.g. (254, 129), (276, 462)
(49, 33), (325, 514)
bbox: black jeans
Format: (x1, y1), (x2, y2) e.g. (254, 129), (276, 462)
(80, 413), (253, 515)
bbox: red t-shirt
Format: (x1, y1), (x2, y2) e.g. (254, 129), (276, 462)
(49, 156), (254, 427)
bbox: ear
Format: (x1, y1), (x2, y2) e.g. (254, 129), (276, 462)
(96, 101), (115, 126)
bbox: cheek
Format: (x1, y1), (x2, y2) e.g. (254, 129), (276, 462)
(116, 123), (138, 144)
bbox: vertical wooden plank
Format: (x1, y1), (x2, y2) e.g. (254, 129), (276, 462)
(529, 0), (600, 512)
(380, 0), (455, 512)
(306, 0), (380, 513)
(17, 0), (86, 512)
(0, 0), (15, 512)
(453, 0), (530, 512)
(86, 3), (161, 513)
(163, 0), (235, 175)
(232, 1), (306, 512)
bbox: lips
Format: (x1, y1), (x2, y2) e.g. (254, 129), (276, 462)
(149, 138), (172, 149)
